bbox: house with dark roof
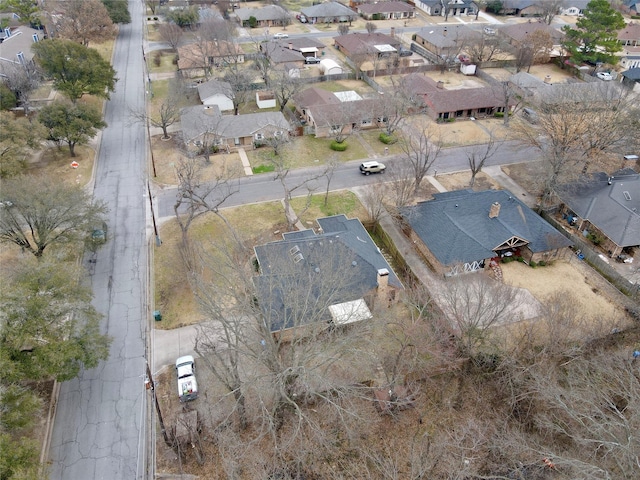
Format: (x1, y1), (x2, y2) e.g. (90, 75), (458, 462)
(292, 86), (387, 138)
(300, 2), (357, 24)
(555, 170), (640, 257)
(197, 79), (234, 111)
(0, 25), (44, 77)
(357, 1), (415, 20)
(253, 215), (402, 340)
(270, 37), (327, 59)
(618, 22), (640, 47)
(413, 25), (479, 61)
(497, 0), (538, 16)
(180, 105), (290, 152)
(403, 73), (514, 121)
(620, 67), (640, 90)
(400, 189), (572, 276)
(333, 32), (402, 59)
(623, 0), (640, 14)
(414, 0), (443, 16)
(498, 21), (564, 51)
(177, 40), (245, 78)
(260, 41), (306, 66)
(234, 5), (291, 27)
(414, 0), (478, 17)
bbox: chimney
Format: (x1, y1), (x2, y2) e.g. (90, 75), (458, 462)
(489, 202), (501, 218)
(377, 268), (389, 289)
(288, 42), (293, 50)
(436, 80), (444, 89)
(390, 27), (395, 37)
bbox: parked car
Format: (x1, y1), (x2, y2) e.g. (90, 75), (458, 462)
(305, 56), (320, 64)
(596, 71), (613, 81)
(176, 355), (198, 402)
(360, 161), (386, 175)
(296, 14), (307, 23)
(273, 32), (289, 39)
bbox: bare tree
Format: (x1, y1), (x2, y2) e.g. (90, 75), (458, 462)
(52, 0), (117, 46)
(267, 68), (302, 113)
(1, 63), (41, 116)
(223, 66), (254, 115)
(398, 123), (442, 195)
(365, 22), (377, 34)
(158, 22), (183, 52)
(535, 0), (565, 25)
(465, 132), (502, 187)
(130, 79), (182, 139)
(384, 160), (416, 209)
(437, 273), (522, 356)
(465, 32), (510, 65)
(360, 181), (387, 224)
(337, 23), (349, 35)
(173, 156), (238, 250)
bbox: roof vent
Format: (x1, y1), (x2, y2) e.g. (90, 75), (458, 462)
(292, 252), (304, 263)
(623, 191), (631, 201)
(289, 245), (300, 255)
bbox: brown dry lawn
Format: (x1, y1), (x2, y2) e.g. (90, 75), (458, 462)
(433, 171), (503, 191)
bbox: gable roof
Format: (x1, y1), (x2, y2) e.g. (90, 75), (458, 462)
(261, 42), (305, 63)
(499, 21), (564, 44)
(419, 86), (515, 113)
(618, 22), (640, 42)
(334, 32), (401, 54)
(401, 190), (572, 265)
(293, 86), (382, 125)
(0, 26), (43, 73)
(556, 171), (640, 248)
(293, 86), (343, 108)
(301, 2), (357, 19)
(272, 36), (325, 51)
(197, 79), (234, 101)
(177, 40), (244, 70)
(254, 215), (401, 331)
(235, 5), (289, 22)
(415, 25), (479, 50)
(358, 1), (415, 14)
(180, 105), (289, 142)
(621, 67), (640, 80)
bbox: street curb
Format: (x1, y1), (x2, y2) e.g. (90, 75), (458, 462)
(38, 380), (60, 479)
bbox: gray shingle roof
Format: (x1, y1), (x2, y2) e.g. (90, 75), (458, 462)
(235, 5), (290, 22)
(556, 171), (640, 248)
(415, 25), (479, 49)
(254, 215), (402, 331)
(301, 2), (357, 19)
(261, 42), (305, 63)
(358, 1), (415, 14)
(197, 79), (234, 102)
(401, 190), (572, 266)
(180, 105), (289, 142)
(621, 67), (640, 81)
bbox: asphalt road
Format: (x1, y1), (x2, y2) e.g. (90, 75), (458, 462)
(156, 141), (539, 219)
(48, 1), (149, 479)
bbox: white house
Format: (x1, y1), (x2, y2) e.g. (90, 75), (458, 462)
(197, 79), (234, 112)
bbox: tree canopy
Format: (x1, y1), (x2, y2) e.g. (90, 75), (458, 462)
(54, 0), (117, 46)
(0, 174), (108, 257)
(0, 112), (44, 178)
(39, 101), (106, 157)
(0, 0), (40, 26)
(562, 0), (626, 65)
(32, 39), (117, 102)
(100, 0), (131, 24)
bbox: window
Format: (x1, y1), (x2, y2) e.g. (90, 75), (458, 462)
(254, 133), (264, 140)
(32, 34), (39, 43)
(274, 130), (283, 137)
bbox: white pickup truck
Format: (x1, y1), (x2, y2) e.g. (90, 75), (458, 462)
(175, 355), (198, 402)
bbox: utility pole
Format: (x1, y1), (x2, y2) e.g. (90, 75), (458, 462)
(147, 181), (162, 246)
(146, 362), (171, 446)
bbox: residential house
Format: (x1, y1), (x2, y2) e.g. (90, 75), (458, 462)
(618, 22), (640, 69)
(197, 79), (234, 111)
(400, 189), (572, 276)
(414, 0), (477, 17)
(334, 32), (402, 59)
(260, 41), (306, 66)
(177, 40), (245, 78)
(555, 170), (640, 258)
(180, 105), (290, 151)
(403, 73), (514, 121)
(498, 0), (539, 16)
(300, 2), (358, 24)
(498, 21), (564, 53)
(253, 214), (402, 340)
(0, 25), (44, 77)
(623, 0), (640, 14)
(270, 37), (327, 60)
(560, 1), (590, 15)
(620, 67), (640, 91)
(413, 25), (479, 62)
(293, 86), (387, 138)
(357, 1), (416, 20)
(414, 0), (444, 16)
(234, 5), (290, 27)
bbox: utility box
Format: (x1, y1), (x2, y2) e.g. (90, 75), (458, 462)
(153, 310), (162, 322)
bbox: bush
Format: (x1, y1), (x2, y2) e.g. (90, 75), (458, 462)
(379, 132), (397, 144)
(153, 51), (162, 67)
(494, 112), (504, 118)
(501, 256), (514, 263)
(330, 141), (348, 151)
(530, 260), (537, 268)
(538, 260), (546, 266)
(446, 117), (455, 123)
(172, 55), (178, 65)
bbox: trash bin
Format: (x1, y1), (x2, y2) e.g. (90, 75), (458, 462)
(153, 310), (162, 322)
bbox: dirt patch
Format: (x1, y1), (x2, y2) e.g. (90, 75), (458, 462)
(422, 70), (491, 89)
(150, 135), (244, 186)
(434, 171), (503, 191)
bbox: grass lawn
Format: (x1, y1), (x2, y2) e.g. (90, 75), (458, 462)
(359, 130), (404, 157)
(29, 145), (95, 188)
(247, 135), (369, 170)
(148, 50), (178, 75)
